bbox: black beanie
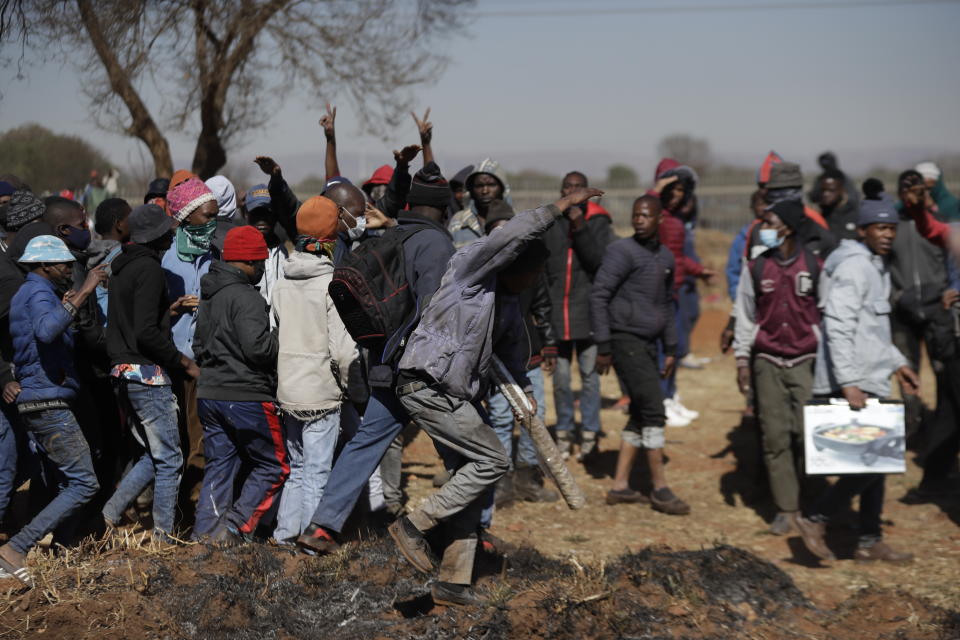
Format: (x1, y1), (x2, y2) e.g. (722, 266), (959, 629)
(407, 161), (452, 209)
(769, 199), (805, 233)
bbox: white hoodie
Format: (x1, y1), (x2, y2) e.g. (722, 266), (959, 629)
(272, 251), (356, 416)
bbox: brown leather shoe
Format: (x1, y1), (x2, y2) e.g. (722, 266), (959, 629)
(388, 517), (437, 574)
(792, 515), (836, 562)
(650, 488), (691, 516)
(854, 541), (914, 564)
(605, 488), (651, 505)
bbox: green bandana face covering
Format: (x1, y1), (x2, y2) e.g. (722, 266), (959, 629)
(176, 219), (217, 260)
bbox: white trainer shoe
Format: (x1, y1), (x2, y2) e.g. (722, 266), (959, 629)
(664, 399), (691, 428)
(670, 396), (700, 421)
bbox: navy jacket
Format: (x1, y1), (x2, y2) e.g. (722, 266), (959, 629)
(590, 234), (677, 356)
(11, 273), (78, 403)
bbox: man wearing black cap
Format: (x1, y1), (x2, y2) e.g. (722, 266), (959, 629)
(103, 205), (201, 540)
(733, 199), (824, 535)
(794, 195), (919, 564)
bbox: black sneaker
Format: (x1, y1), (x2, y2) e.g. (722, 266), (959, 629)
(296, 524), (340, 555)
(388, 516), (437, 574)
(431, 581), (484, 607)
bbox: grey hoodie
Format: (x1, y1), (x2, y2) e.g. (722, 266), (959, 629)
(813, 239), (908, 397)
(447, 158), (512, 250)
(400, 204), (561, 401)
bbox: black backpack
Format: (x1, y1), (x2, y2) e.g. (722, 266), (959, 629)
(329, 225), (425, 366)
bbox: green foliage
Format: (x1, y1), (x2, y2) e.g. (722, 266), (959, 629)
(605, 164), (638, 188)
(0, 123), (112, 193)
(657, 133), (712, 177)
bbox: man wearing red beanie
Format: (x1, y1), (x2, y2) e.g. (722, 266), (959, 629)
(191, 226), (287, 544)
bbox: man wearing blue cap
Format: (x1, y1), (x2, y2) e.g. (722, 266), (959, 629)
(0, 236), (105, 588)
(794, 193), (919, 564)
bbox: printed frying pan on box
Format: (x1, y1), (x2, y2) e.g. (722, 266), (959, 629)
(812, 422), (904, 467)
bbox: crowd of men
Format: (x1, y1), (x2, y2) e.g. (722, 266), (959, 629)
(0, 108), (957, 606)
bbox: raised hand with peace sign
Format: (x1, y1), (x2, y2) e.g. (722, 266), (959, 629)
(411, 108), (434, 165)
(319, 103), (341, 180)
(319, 103), (337, 143)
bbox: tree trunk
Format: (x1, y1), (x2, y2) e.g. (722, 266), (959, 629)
(75, 0), (173, 178)
(190, 118), (227, 180)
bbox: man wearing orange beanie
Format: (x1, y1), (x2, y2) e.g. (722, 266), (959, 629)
(272, 197), (357, 542)
(192, 226), (286, 544)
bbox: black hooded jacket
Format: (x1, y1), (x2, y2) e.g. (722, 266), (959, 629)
(107, 244), (184, 372)
(194, 261), (278, 402)
(542, 205), (615, 342)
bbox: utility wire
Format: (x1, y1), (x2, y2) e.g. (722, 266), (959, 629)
(470, 0), (960, 18)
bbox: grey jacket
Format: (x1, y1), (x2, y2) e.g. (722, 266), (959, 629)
(400, 204), (561, 401)
(813, 239), (908, 397)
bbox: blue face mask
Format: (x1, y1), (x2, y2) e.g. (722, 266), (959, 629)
(64, 225), (91, 251)
(759, 228), (784, 249)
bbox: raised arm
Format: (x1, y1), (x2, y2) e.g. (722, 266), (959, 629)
(457, 188), (605, 285)
(256, 156), (301, 240)
(412, 108), (434, 166)
(319, 103), (341, 181)
(377, 145), (419, 218)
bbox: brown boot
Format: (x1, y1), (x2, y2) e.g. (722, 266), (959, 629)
(792, 514), (836, 562)
(854, 541), (914, 564)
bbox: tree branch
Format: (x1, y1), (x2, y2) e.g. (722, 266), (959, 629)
(75, 0), (172, 176)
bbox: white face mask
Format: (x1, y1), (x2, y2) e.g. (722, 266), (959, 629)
(341, 207), (367, 241)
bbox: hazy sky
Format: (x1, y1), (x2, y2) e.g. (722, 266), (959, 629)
(1, 0), (958, 184)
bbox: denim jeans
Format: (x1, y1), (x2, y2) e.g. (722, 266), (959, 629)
(310, 387), (407, 534)
(554, 340), (601, 433)
(0, 408), (17, 523)
(10, 409), (99, 554)
(487, 367), (544, 469)
(103, 382), (182, 535)
(274, 410), (340, 541)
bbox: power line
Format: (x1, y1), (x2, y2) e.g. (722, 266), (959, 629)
(470, 0), (960, 18)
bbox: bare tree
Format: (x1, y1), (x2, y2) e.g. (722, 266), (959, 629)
(657, 134), (712, 177)
(3, 0), (473, 179)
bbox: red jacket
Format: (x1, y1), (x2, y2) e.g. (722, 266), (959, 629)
(659, 211), (703, 288)
(907, 203), (950, 248)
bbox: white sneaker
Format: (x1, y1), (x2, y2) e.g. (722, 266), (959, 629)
(664, 400), (691, 428)
(670, 396), (700, 421)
